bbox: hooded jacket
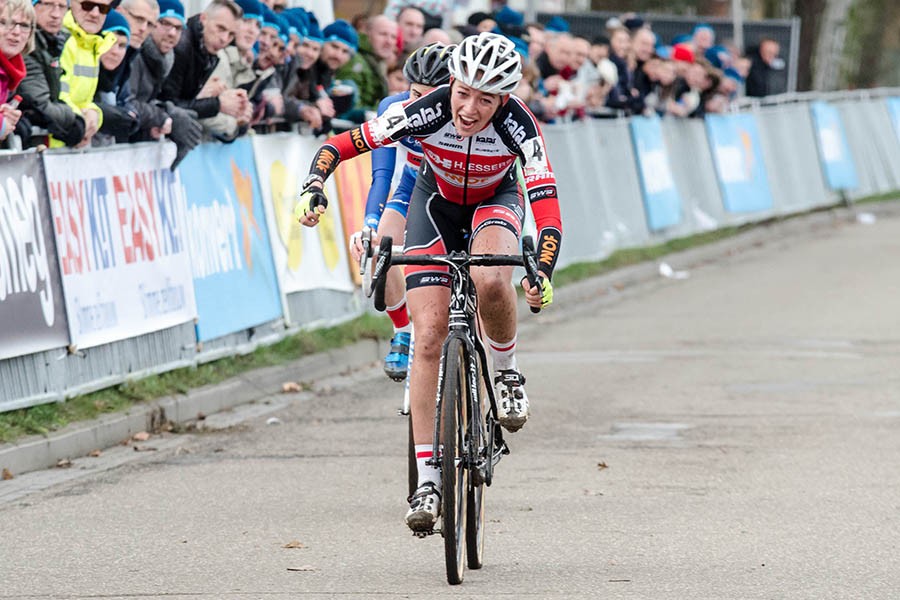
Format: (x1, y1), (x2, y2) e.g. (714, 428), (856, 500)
(18, 27), (86, 146)
(160, 14), (221, 118)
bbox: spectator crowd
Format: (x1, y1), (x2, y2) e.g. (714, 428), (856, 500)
(0, 0), (784, 162)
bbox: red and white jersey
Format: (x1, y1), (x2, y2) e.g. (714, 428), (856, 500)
(309, 84), (563, 277)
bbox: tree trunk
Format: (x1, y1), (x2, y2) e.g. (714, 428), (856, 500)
(793, 0), (827, 90)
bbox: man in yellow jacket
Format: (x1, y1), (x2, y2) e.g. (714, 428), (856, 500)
(56, 0), (119, 147)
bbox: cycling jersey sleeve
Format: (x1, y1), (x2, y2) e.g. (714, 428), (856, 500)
(497, 97), (563, 280)
(307, 86), (451, 184)
(364, 94), (407, 229)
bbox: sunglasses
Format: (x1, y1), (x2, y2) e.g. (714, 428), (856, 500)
(79, 0), (112, 14)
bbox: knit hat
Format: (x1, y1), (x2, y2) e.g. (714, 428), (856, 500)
(545, 15), (569, 33)
(234, 0), (263, 22)
(670, 33), (691, 46)
(103, 10), (131, 40)
(282, 8), (308, 39)
(467, 11), (492, 27)
(304, 9), (323, 43)
(704, 45), (731, 69)
(157, 0), (185, 24)
(261, 6), (288, 43)
(504, 34), (528, 59)
(323, 19), (357, 52)
(494, 6), (523, 28)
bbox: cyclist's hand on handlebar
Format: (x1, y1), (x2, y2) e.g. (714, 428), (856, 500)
(523, 273), (553, 310)
(348, 227), (376, 262)
(295, 176), (328, 227)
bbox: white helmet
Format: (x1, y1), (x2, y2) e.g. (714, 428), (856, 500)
(448, 32), (522, 95)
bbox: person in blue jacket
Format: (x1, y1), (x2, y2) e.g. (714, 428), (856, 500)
(349, 43), (453, 381)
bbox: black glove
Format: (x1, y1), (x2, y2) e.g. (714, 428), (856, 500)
(165, 102), (202, 169)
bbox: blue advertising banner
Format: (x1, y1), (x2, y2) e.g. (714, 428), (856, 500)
(630, 115), (682, 231)
(885, 97), (900, 146)
(810, 101), (858, 191)
(179, 140), (283, 342)
(705, 113), (774, 213)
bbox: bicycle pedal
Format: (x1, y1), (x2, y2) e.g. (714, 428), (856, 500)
(412, 528), (436, 539)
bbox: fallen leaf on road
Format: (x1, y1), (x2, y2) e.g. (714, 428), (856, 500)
(597, 461), (609, 471)
(133, 445), (158, 452)
(287, 565), (317, 572)
(89, 449), (102, 458)
(266, 417), (283, 426)
(282, 381), (302, 393)
(132, 431), (151, 442)
(56, 458), (73, 469)
(2, 468), (13, 480)
(283, 540), (304, 549)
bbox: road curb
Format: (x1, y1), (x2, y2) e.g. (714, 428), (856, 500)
(0, 340), (381, 477)
(1, 202), (895, 479)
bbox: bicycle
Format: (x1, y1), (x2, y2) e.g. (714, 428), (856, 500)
(369, 234), (543, 585)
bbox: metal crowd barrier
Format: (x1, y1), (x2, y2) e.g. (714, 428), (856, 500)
(3, 91), (900, 412)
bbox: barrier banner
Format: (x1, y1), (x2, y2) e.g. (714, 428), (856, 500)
(705, 113), (774, 213)
(333, 152), (372, 285)
(44, 143), (196, 349)
(810, 102), (859, 191)
(885, 98), (900, 146)
(630, 115), (682, 231)
(180, 139), (283, 342)
(0, 154), (70, 359)
(251, 134), (353, 299)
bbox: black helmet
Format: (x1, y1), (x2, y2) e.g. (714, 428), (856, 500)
(403, 43), (454, 87)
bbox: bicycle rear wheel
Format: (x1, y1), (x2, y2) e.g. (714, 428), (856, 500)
(441, 337), (468, 585)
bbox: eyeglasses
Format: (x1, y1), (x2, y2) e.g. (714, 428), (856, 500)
(124, 8), (154, 28)
(157, 20), (183, 33)
(78, 0), (111, 14)
(0, 20), (34, 32)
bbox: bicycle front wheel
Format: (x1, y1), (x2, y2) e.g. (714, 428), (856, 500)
(441, 337), (468, 585)
(466, 352), (488, 569)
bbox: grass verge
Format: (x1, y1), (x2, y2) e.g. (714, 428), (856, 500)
(0, 314), (393, 444)
(2, 195), (897, 445)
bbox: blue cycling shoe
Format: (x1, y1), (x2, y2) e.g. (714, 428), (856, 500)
(384, 332), (411, 382)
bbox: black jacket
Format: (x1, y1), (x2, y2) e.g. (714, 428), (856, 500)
(745, 46), (772, 98)
(160, 15), (221, 118)
(18, 27), (85, 146)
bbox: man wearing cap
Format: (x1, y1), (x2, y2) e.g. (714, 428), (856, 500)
(18, 0), (87, 147)
(333, 14), (396, 119)
(93, 10), (141, 143)
(314, 19), (356, 120)
(283, 8), (332, 132)
(128, 0), (202, 166)
(160, 0), (248, 121)
(56, 0), (118, 146)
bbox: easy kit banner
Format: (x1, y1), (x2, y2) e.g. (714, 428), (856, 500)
(44, 143), (196, 349)
(810, 101), (859, 191)
(179, 139), (283, 342)
(0, 153), (70, 359)
(705, 113), (774, 213)
(630, 115), (682, 231)
(251, 134), (353, 299)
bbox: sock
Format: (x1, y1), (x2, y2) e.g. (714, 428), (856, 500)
(386, 298), (411, 333)
(415, 444), (441, 489)
(486, 334), (517, 371)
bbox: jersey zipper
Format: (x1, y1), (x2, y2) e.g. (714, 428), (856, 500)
(462, 136), (472, 206)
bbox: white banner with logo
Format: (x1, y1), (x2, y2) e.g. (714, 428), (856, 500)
(251, 134), (353, 295)
(44, 143), (197, 349)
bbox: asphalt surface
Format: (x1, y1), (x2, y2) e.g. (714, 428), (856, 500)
(2, 206), (900, 599)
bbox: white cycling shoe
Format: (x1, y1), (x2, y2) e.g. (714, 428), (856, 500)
(494, 369), (529, 432)
(405, 481), (441, 532)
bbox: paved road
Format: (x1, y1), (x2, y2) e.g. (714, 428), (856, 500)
(3, 210), (900, 599)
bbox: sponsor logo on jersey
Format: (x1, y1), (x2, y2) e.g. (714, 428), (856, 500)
(503, 113), (527, 145)
(408, 103), (443, 128)
(350, 127), (367, 152)
(528, 185), (557, 201)
(315, 147), (337, 174)
(540, 231), (560, 267)
(475, 135), (496, 145)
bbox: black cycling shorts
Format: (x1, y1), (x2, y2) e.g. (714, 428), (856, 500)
(403, 162), (525, 290)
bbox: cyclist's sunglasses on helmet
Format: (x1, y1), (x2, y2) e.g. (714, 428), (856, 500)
(79, 0), (112, 14)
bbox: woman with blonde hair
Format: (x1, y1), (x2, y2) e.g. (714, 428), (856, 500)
(0, 0), (35, 140)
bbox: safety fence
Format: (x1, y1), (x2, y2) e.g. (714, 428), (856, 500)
(2, 90), (899, 411)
